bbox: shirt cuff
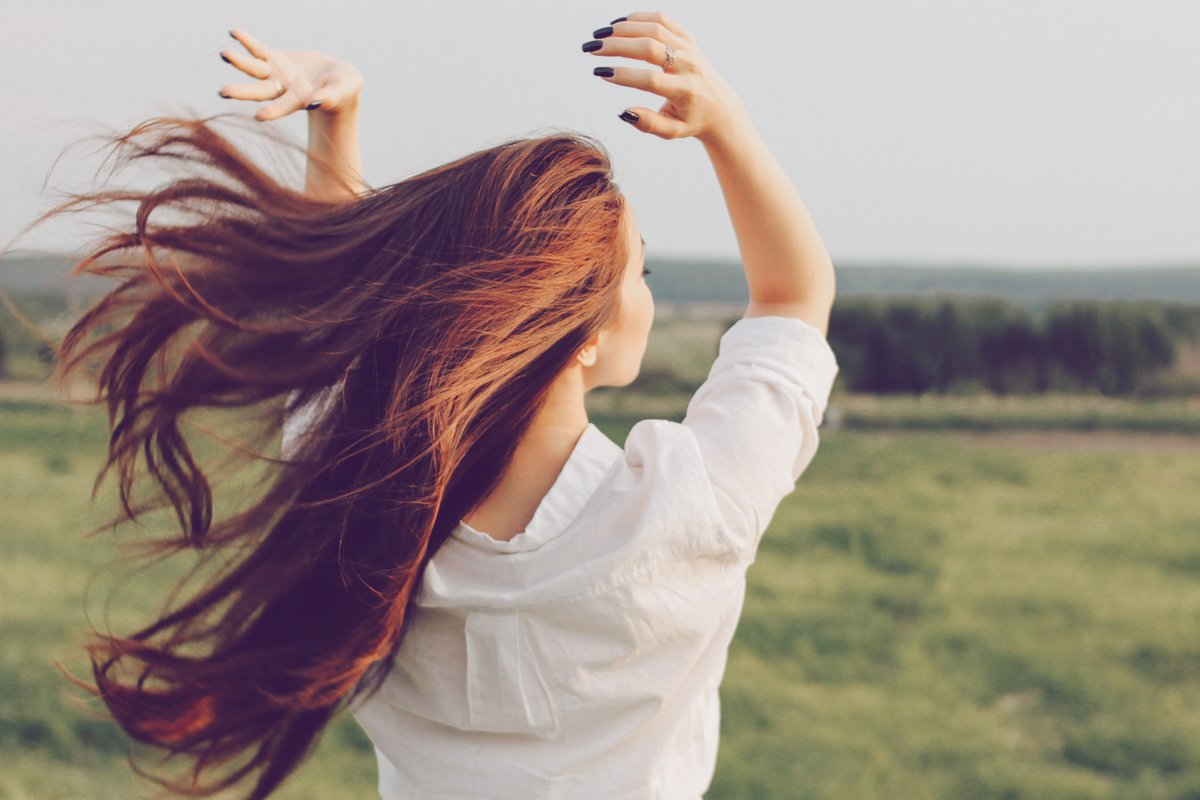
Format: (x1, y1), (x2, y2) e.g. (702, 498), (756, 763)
(711, 314), (840, 423)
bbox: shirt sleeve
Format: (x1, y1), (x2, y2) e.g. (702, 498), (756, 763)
(681, 314), (839, 562)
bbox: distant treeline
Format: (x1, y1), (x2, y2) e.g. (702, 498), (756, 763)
(827, 296), (1200, 396)
(3, 288), (1200, 398)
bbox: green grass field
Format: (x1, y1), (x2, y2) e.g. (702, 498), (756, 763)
(2, 399), (1199, 799)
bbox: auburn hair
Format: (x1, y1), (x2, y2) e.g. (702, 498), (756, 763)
(26, 111), (629, 797)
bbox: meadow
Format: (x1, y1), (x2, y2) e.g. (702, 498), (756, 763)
(2, 395), (1199, 799)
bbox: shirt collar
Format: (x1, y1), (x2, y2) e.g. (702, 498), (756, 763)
(452, 422), (623, 554)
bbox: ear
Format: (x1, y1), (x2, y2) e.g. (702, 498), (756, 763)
(577, 330), (603, 367)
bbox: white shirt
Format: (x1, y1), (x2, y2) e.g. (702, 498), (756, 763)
(282, 315), (839, 800)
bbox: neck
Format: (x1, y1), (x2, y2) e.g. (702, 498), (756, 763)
(459, 366), (592, 538)
(525, 363), (590, 447)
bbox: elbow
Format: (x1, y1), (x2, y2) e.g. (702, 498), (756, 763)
(746, 261), (837, 331)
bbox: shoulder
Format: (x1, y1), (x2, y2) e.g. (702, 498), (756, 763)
(603, 418), (733, 556)
(420, 420), (736, 610)
(620, 417), (705, 468)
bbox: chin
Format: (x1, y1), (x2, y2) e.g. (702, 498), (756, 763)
(620, 364), (642, 387)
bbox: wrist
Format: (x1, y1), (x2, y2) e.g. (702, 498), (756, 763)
(311, 91), (361, 122)
(696, 88), (753, 148)
(305, 91), (365, 199)
(698, 108), (757, 156)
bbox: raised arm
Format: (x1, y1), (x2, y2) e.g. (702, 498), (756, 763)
(698, 117), (835, 335)
(304, 94), (365, 201)
(584, 11), (835, 335)
(585, 11), (839, 558)
(220, 28), (367, 202)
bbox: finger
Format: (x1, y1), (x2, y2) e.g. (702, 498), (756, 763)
(622, 11), (694, 42)
(583, 36), (684, 71)
(618, 104), (689, 140)
(218, 47), (271, 80)
(228, 28), (271, 61)
(594, 65), (687, 104)
(218, 79), (286, 102)
(603, 20), (684, 47)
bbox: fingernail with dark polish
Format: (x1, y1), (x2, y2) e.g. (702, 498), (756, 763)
(582, 40), (603, 53)
(220, 53), (231, 64)
(619, 110), (639, 124)
(610, 16), (627, 24)
(218, 90), (230, 99)
(594, 67), (614, 78)
(593, 26), (613, 39)
(306, 101), (323, 110)
(228, 30), (237, 38)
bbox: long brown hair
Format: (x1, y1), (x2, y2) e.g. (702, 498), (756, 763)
(29, 111), (629, 797)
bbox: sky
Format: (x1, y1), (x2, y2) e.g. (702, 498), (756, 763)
(2, 0), (1198, 267)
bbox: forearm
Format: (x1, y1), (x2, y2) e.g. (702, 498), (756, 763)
(701, 112), (836, 332)
(305, 94), (366, 201)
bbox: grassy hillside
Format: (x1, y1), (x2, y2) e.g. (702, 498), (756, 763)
(2, 400), (1199, 799)
(647, 259), (1200, 312)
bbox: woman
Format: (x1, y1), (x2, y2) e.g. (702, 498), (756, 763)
(49, 10), (837, 799)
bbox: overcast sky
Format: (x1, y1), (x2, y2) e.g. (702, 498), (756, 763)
(3, 0), (1198, 267)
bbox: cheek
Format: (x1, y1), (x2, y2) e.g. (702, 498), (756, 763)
(640, 285), (654, 330)
(614, 282), (653, 347)
(624, 285), (650, 324)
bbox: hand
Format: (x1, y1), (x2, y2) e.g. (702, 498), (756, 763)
(582, 11), (748, 143)
(218, 28), (364, 122)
